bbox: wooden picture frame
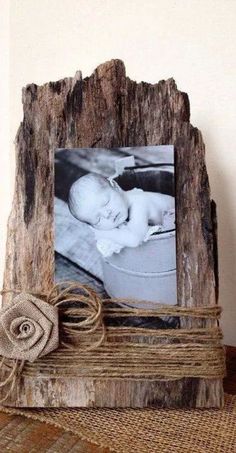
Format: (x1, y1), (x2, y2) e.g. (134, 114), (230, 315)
(1, 59), (224, 408)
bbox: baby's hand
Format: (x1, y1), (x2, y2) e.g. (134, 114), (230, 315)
(93, 227), (123, 242)
(91, 222), (145, 248)
(93, 222), (127, 239)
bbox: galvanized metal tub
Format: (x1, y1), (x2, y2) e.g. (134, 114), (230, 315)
(106, 229), (176, 274)
(103, 263), (177, 307)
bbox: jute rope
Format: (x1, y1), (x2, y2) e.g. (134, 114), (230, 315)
(0, 281), (226, 404)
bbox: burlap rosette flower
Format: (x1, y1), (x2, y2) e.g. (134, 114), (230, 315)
(0, 293), (59, 362)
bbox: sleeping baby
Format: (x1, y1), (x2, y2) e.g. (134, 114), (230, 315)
(68, 173), (175, 254)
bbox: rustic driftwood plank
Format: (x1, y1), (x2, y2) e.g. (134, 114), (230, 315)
(2, 59), (223, 407)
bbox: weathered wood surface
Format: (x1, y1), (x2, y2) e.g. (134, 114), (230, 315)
(2, 59), (223, 407)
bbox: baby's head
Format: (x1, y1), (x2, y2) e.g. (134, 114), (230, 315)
(68, 173), (128, 230)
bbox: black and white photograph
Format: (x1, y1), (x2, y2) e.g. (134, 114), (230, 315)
(55, 145), (177, 326)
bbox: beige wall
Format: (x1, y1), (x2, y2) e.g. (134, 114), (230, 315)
(1, 0), (236, 344)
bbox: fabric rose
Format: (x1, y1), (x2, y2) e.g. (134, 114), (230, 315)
(0, 293), (59, 362)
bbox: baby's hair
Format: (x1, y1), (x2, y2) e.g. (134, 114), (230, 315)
(68, 173), (110, 220)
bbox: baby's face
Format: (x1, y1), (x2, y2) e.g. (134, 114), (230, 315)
(76, 183), (128, 230)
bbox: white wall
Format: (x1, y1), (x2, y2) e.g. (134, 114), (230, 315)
(1, 0), (236, 344)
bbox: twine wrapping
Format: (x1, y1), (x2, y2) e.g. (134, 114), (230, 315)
(0, 281), (226, 404)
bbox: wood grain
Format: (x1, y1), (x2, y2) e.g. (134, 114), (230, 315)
(1, 59), (223, 407)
